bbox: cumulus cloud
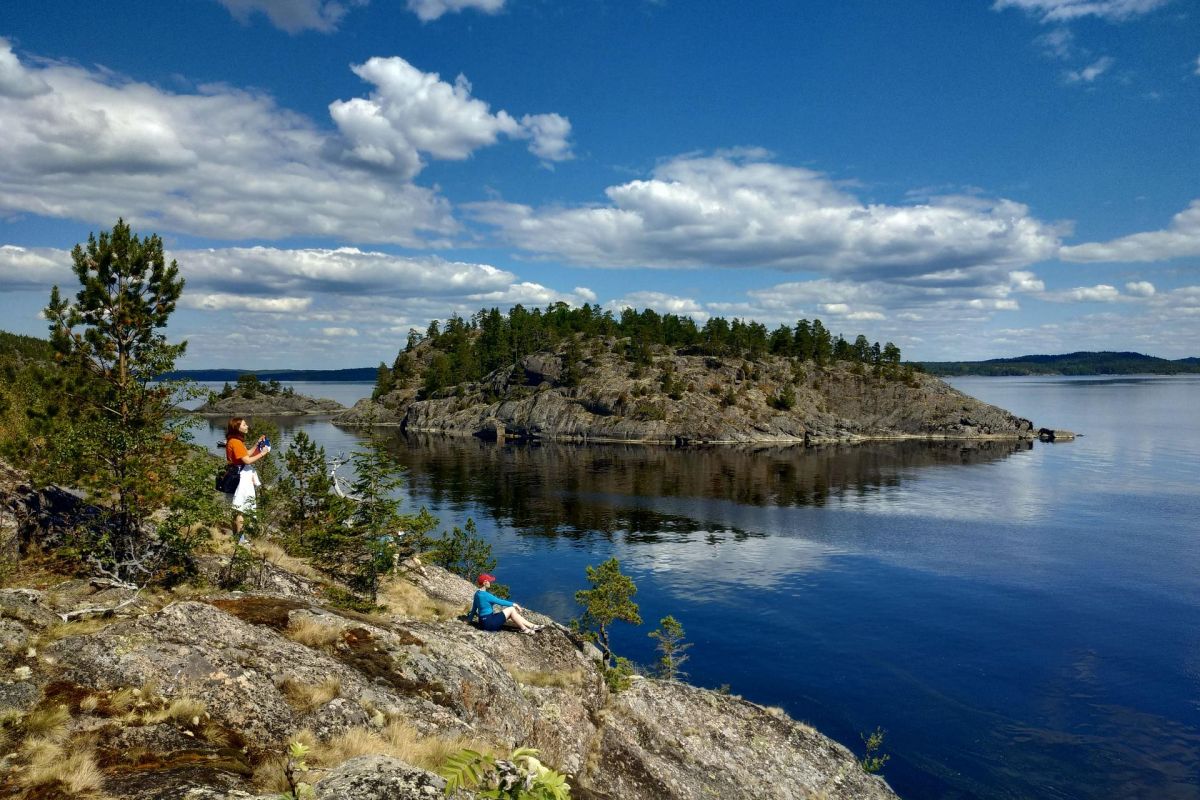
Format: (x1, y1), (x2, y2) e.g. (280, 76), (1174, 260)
(1064, 56), (1115, 83)
(179, 293), (314, 312)
(215, 0), (365, 33)
(0, 42), (455, 244)
(177, 246), (518, 298)
(330, 58), (571, 176)
(0, 245), (71, 290)
(1053, 284), (1122, 302)
(1125, 280), (1156, 296)
(470, 152), (1061, 277)
(321, 326), (359, 336)
(214, 0), (505, 30)
(0, 43), (568, 245)
(519, 113), (574, 163)
(992, 0), (1171, 23)
(1061, 200), (1200, 261)
(606, 291), (711, 321)
(0, 38), (49, 98)
(407, 0), (505, 23)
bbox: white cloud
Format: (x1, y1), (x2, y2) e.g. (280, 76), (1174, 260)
(606, 291), (710, 321)
(0, 43), (567, 245)
(470, 153), (1062, 277)
(0, 42), (455, 244)
(0, 245), (71, 290)
(992, 0), (1171, 23)
(330, 58), (571, 176)
(1125, 280), (1156, 296)
(321, 326), (359, 336)
(1061, 200), (1200, 261)
(180, 293), (314, 312)
(519, 113), (575, 163)
(177, 246), (517, 297)
(214, 0), (504, 30)
(1064, 56), (1115, 83)
(407, 0), (505, 23)
(215, 0), (365, 33)
(1035, 27), (1076, 59)
(1053, 284), (1122, 302)
(1195, 54), (1200, 76)
(0, 37), (49, 98)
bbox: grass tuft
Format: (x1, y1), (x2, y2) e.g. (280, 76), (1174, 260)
(279, 677), (343, 713)
(20, 738), (106, 795)
(286, 617), (345, 649)
(23, 703), (70, 740)
(506, 667), (584, 689)
(377, 577), (461, 622)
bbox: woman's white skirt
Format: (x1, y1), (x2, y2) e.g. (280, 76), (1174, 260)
(232, 467), (261, 513)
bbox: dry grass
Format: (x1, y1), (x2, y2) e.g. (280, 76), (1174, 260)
(251, 719), (498, 793)
(35, 616), (116, 646)
(378, 576), (461, 622)
(140, 695), (206, 725)
(23, 703), (70, 740)
(286, 616), (344, 649)
(20, 738), (106, 795)
(256, 540), (323, 580)
(279, 677), (342, 713)
(506, 667), (585, 689)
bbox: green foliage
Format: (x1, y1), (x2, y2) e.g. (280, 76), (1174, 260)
(574, 558), (641, 670)
(277, 432), (353, 556)
(770, 385), (796, 411)
(280, 740), (314, 800)
(316, 445), (407, 602)
(35, 219), (195, 582)
(441, 746), (571, 800)
(860, 726), (890, 774)
(155, 450), (227, 582)
(603, 656), (635, 693)
(427, 518), (499, 586)
(648, 615), (692, 681)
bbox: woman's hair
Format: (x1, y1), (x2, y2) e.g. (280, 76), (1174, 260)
(225, 417), (247, 441)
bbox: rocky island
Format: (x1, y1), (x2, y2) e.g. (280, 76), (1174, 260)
(0, 466), (898, 800)
(193, 375), (345, 417)
(338, 312), (1034, 444)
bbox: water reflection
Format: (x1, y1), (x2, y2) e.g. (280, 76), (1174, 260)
(373, 432), (1028, 539)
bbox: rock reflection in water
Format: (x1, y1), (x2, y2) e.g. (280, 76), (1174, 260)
(374, 434), (1029, 540)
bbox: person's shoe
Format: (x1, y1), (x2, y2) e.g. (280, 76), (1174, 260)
(522, 628), (536, 635)
(531, 624), (544, 632)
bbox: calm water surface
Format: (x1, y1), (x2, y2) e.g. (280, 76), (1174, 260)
(196, 376), (1200, 800)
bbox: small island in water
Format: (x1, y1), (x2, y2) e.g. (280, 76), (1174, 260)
(336, 304), (1037, 444)
(193, 374), (345, 416)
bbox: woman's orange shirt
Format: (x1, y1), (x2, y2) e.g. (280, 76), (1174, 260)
(226, 438), (249, 465)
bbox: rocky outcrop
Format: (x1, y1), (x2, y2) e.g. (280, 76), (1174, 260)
(338, 344), (1033, 444)
(193, 390), (344, 416)
(1, 564), (899, 799)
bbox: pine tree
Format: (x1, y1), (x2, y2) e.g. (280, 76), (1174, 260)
(39, 219), (191, 579)
(575, 558), (642, 667)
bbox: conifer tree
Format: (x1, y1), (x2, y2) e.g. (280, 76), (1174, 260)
(40, 219), (190, 578)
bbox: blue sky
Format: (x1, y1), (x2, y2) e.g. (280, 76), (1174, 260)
(1, 0), (1197, 367)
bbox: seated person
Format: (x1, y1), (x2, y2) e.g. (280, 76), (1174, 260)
(468, 573), (542, 634)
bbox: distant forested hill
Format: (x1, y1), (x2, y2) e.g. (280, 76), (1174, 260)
(163, 367), (377, 382)
(0, 330), (52, 361)
(918, 351), (1200, 376)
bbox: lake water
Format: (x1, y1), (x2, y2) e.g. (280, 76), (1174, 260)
(191, 376), (1200, 799)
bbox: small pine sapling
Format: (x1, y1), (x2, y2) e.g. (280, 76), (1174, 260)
(648, 615), (692, 681)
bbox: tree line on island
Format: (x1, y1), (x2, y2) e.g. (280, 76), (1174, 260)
(374, 304), (910, 401)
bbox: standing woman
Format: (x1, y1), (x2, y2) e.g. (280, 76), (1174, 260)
(224, 417), (269, 537)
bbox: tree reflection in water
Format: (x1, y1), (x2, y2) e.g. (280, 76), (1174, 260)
(372, 434), (1030, 542)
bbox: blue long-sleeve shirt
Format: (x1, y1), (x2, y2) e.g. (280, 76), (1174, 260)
(469, 589), (513, 623)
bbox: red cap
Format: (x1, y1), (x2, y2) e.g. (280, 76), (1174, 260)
(477, 573), (496, 585)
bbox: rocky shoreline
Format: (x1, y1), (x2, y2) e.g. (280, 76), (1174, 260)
(193, 390), (345, 417)
(0, 470), (899, 799)
(337, 347), (1035, 445)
